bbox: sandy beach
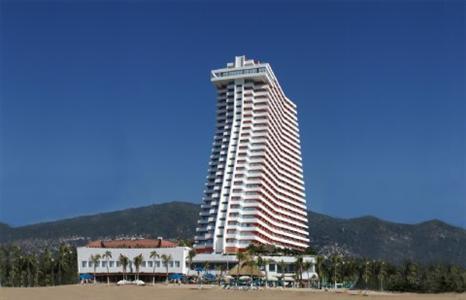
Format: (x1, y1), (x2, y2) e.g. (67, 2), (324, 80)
(1, 284), (464, 300)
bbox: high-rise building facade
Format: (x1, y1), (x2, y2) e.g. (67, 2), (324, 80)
(194, 56), (309, 254)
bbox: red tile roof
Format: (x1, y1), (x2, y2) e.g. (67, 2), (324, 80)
(87, 239), (178, 249)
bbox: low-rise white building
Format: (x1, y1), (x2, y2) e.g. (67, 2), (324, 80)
(192, 253), (318, 282)
(77, 238), (189, 282)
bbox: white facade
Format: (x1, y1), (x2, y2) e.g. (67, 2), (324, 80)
(77, 246), (190, 276)
(194, 56), (310, 254)
(78, 246), (317, 282)
(192, 254), (317, 280)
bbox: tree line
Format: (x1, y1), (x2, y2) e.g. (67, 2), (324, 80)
(314, 255), (465, 293)
(0, 244), (77, 287)
(0, 243), (464, 293)
(246, 244), (465, 293)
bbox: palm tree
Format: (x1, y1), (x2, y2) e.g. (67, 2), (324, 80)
(51, 257), (56, 286)
(133, 254), (143, 281)
(42, 248), (55, 286)
(23, 255), (35, 287)
(235, 252), (247, 283)
(363, 260), (372, 292)
(340, 258), (355, 286)
(204, 261), (210, 272)
(243, 256), (256, 288)
(256, 256), (272, 288)
(255, 255), (264, 285)
(178, 239), (194, 247)
(90, 254), (101, 284)
(33, 254), (40, 287)
(102, 251), (112, 285)
(119, 254), (129, 281)
(160, 254), (172, 284)
(278, 260), (286, 287)
(316, 255), (324, 289)
(203, 261), (210, 285)
(149, 250), (159, 285)
(378, 261), (386, 291)
(302, 261), (312, 288)
(187, 249), (196, 272)
(332, 256), (342, 289)
(262, 258), (273, 288)
(10, 246), (22, 287)
(215, 265), (222, 286)
(295, 256), (304, 288)
(57, 244), (71, 285)
(405, 261), (420, 290)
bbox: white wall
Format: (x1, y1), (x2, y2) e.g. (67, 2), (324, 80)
(77, 247), (189, 275)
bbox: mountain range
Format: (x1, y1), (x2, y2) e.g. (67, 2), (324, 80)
(1, 201), (464, 266)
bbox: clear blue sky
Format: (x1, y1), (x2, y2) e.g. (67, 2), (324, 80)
(0, 1), (464, 227)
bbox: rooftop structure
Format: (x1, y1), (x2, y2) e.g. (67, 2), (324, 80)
(87, 238), (177, 249)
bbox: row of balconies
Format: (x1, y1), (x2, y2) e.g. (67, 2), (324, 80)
(261, 109), (301, 153)
(245, 144), (304, 183)
(254, 123), (302, 166)
(223, 222), (309, 246)
(226, 203), (309, 235)
(235, 165), (304, 201)
(238, 191), (307, 223)
(232, 153), (304, 189)
(227, 197), (308, 230)
(235, 160), (305, 201)
(239, 186), (307, 219)
(226, 210), (307, 236)
(229, 147), (305, 195)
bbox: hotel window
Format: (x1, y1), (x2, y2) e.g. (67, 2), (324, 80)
(95, 261), (100, 267)
(175, 261), (180, 268)
(169, 261), (174, 268)
(101, 261), (107, 267)
(148, 261), (153, 268)
(268, 264), (276, 272)
(109, 261), (114, 267)
(82, 261), (87, 268)
(156, 261), (161, 268)
(88, 262), (93, 268)
(116, 262), (121, 267)
(142, 261), (146, 267)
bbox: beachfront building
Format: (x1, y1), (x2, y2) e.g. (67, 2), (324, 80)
(77, 238), (190, 283)
(194, 56), (310, 254)
(77, 239), (318, 284)
(191, 253), (317, 285)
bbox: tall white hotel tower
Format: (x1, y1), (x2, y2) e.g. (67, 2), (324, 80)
(194, 56), (310, 254)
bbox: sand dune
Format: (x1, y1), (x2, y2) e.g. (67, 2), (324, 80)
(1, 284), (464, 300)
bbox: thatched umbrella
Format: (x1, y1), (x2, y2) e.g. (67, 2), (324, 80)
(228, 264), (264, 278)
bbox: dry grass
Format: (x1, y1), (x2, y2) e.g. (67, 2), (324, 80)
(0, 284), (464, 300)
